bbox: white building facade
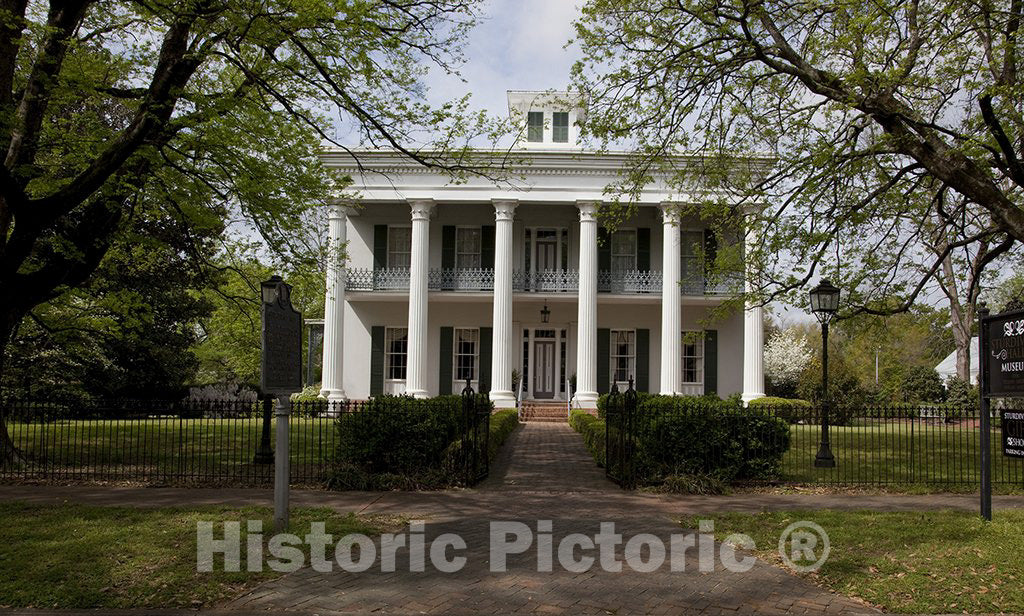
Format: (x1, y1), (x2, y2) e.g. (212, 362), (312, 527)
(320, 92), (766, 409)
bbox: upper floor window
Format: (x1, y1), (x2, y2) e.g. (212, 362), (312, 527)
(527, 111), (544, 142)
(454, 328), (479, 382)
(388, 226), (412, 269)
(611, 229), (637, 272)
(456, 227), (482, 269)
(682, 332), (704, 384)
(681, 230), (704, 282)
(386, 327), (408, 380)
(552, 112), (569, 143)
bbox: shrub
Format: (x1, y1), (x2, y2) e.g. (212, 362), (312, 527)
(899, 365), (945, 404)
(596, 391), (652, 419)
(945, 376), (979, 411)
(748, 396), (811, 423)
(655, 473), (727, 495)
(329, 394), (497, 489)
(632, 395), (790, 483)
(569, 410), (606, 466)
(441, 409), (520, 479)
(796, 358), (868, 424)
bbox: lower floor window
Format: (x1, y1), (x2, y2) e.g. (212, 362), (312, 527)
(611, 329), (636, 383)
(455, 328), (479, 382)
(682, 332), (703, 384)
(385, 327), (408, 380)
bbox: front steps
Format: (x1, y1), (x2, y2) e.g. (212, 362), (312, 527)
(520, 401), (570, 423)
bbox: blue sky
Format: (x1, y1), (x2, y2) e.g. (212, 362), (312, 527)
(424, 0), (584, 121)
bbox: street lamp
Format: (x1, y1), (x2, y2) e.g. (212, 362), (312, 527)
(809, 278), (840, 468)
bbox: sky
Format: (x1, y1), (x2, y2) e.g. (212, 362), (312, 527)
(422, 0), (584, 122)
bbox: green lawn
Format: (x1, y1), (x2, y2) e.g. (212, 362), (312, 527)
(780, 421), (1024, 490)
(2, 418), (336, 484)
(0, 501), (388, 609)
(682, 510), (1024, 614)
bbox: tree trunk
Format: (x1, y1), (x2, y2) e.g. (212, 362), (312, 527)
(0, 310), (25, 465)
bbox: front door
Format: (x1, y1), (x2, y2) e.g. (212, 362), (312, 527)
(533, 340), (556, 399)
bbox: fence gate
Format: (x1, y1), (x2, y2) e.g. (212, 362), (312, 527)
(605, 378), (638, 488)
(461, 381), (492, 485)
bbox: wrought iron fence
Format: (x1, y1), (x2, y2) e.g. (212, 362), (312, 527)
(0, 394), (495, 487)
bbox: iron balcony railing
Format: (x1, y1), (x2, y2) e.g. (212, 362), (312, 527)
(345, 267), (740, 295)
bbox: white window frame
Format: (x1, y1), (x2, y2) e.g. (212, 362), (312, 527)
(611, 228), (638, 273)
(681, 330), (704, 385)
(610, 329), (636, 386)
(387, 225), (412, 269)
(385, 327), (408, 382)
(453, 327), (480, 385)
(455, 227), (482, 270)
(680, 228), (704, 283)
(526, 226), (568, 275)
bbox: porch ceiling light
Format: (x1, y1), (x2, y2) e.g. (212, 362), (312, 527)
(540, 302), (550, 323)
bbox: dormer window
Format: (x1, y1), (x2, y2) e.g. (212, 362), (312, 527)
(527, 111), (544, 142)
(553, 112), (569, 143)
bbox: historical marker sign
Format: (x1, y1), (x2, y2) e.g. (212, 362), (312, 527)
(260, 275), (303, 395)
(982, 308), (1024, 398)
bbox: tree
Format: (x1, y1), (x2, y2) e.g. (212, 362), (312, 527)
(762, 327), (812, 396)
(0, 0), (503, 463)
(899, 365), (945, 404)
(572, 1), (1022, 332)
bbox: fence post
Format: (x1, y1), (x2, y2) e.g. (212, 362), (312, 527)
(624, 377), (638, 489)
(462, 379), (475, 486)
(978, 304), (992, 521)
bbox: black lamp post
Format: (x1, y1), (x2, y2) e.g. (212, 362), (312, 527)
(809, 278), (840, 468)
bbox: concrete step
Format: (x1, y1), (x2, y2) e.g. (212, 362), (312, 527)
(520, 404), (569, 423)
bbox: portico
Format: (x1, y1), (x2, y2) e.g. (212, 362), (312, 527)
(320, 90), (767, 409)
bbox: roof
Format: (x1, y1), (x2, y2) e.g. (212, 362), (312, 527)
(935, 337), (979, 385)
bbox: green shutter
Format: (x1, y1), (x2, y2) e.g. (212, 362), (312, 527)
(704, 228), (717, 275)
(478, 327), (492, 393)
(439, 326), (453, 395)
(704, 329), (718, 395)
(442, 226), (456, 270)
(598, 227), (611, 273)
(636, 329), (650, 392)
(370, 326), (385, 396)
(373, 225), (388, 270)
(597, 328), (610, 394)
(481, 225), (495, 269)
(637, 227), (651, 271)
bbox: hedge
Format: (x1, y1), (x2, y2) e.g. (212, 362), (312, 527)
(747, 396), (811, 424)
(569, 410), (606, 466)
(573, 395), (792, 485)
(329, 394), (502, 490)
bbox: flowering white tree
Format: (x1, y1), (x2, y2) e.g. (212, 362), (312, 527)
(763, 329), (813, 388)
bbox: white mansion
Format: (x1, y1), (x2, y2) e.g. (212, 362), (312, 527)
(319, 91), (766, 410)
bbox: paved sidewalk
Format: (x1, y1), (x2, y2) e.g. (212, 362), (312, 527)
(4, 422), (1018, 615)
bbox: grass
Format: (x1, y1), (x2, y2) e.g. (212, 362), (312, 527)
(780, 421), (1024, 491)
(0, 501), (390, 609)
(682, 509), (1024, 614)
(2, 417), (336, 484)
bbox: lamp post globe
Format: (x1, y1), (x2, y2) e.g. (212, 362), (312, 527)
(810, 279), (840, 468)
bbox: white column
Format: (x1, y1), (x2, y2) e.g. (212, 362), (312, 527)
(575, 201), (599, 409)
(405, 199), (434, 398)
(742, 207), (766, 404)
(320, 204), (350, 401)
(660, 203), (682, 395)
(490, 200), (518, 408)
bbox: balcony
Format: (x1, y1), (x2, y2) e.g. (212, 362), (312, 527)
(346, 267), (739, 295)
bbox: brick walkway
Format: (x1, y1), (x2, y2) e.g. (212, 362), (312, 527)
(223, 423), (876, 615)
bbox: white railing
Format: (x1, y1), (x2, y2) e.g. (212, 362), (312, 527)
(345, 267), (739, 296)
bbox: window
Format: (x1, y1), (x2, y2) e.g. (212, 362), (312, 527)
(611, 230), (637, 272)
(681, 230), (704, 283)
(456, 227), (482, 269)
(552, 112), (569, 143)
(385, 327), (408, 380)
(388, 226), (412, 269)
(527, 111), (544, 142)
(611, 330), (636, 383)
(454, 328), (479, 382)
(682, 332), (704, 384)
